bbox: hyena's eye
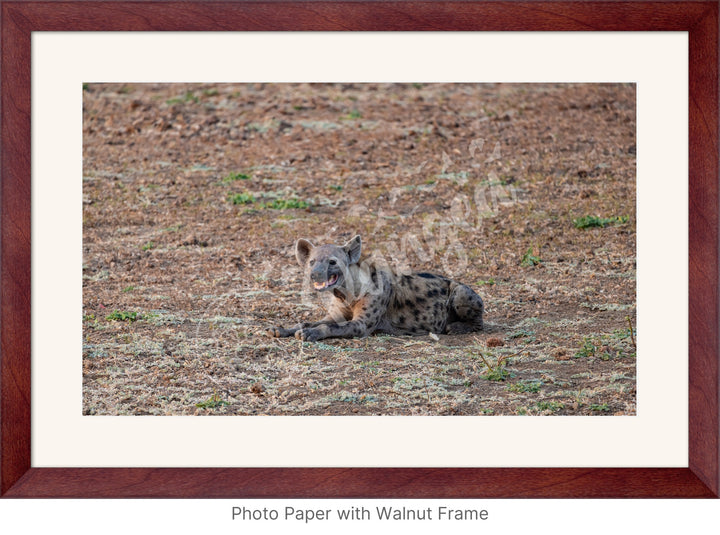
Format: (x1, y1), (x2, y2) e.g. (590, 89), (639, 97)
(309, 259), (316, 266)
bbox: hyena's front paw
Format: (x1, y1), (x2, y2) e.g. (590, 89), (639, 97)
(295, 327), (322, 342)
(266, 326), (281, 338)
(267, 326), (295, 338)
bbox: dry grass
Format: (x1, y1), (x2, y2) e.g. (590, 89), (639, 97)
(83, 83), (636, 416)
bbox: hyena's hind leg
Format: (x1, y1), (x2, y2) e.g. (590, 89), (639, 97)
(445, 283), (484, 334)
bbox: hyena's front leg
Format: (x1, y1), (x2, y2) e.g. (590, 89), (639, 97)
(267, 315), (337, 338)
(295, 319), (370, 342)
(268, 303), (352, 339)
(296, 297), (384, 341)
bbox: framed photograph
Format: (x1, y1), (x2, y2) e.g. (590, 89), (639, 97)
(1, 1), (717, 498)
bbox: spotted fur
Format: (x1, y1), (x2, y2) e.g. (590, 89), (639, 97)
(267, 235), (484, 342)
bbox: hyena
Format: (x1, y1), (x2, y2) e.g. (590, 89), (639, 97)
(267, 235), (484, 342)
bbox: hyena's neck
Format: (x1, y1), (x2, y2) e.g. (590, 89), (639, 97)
(332, 263), (369, 303)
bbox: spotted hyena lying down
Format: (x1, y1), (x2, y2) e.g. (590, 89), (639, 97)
(268, 235), (484, 342)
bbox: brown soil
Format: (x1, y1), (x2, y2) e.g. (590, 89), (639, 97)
(83, 83), (636, 416)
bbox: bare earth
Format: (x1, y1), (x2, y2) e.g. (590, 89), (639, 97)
(83, 83), (636, 416)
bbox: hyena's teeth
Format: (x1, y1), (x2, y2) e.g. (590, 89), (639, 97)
(314, 274), (338, 290)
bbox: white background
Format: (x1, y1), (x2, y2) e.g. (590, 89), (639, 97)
(3, 498), (719, 534)
(32, 32), (688, 469)
(4, 31), (712, 533)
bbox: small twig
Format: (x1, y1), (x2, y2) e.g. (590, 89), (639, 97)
(423, 378), (431, 403)
(496, 349), (525, 367)
(626, 316), (636, 348)
(402, 340), (434, 348)
(478, 352), (494, 372)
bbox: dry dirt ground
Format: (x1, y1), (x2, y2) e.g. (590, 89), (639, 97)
(83, 83), (636, 416)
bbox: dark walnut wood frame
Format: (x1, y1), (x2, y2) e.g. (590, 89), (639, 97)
(1, 0), (718, 498)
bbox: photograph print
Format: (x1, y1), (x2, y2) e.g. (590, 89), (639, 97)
(82, 83), (636, 416)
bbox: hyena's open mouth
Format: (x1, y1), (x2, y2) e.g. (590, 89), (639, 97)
(313, 273), (339, 290)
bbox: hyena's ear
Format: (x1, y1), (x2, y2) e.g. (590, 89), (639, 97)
(295, 238), (314, 267)
(343, 235), (362, 264)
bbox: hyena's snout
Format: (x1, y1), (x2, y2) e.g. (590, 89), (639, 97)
(310, 267), (340, 291)
(310, 268), (325, 282)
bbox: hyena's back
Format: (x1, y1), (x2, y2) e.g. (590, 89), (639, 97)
(378, 270), (484, 336)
